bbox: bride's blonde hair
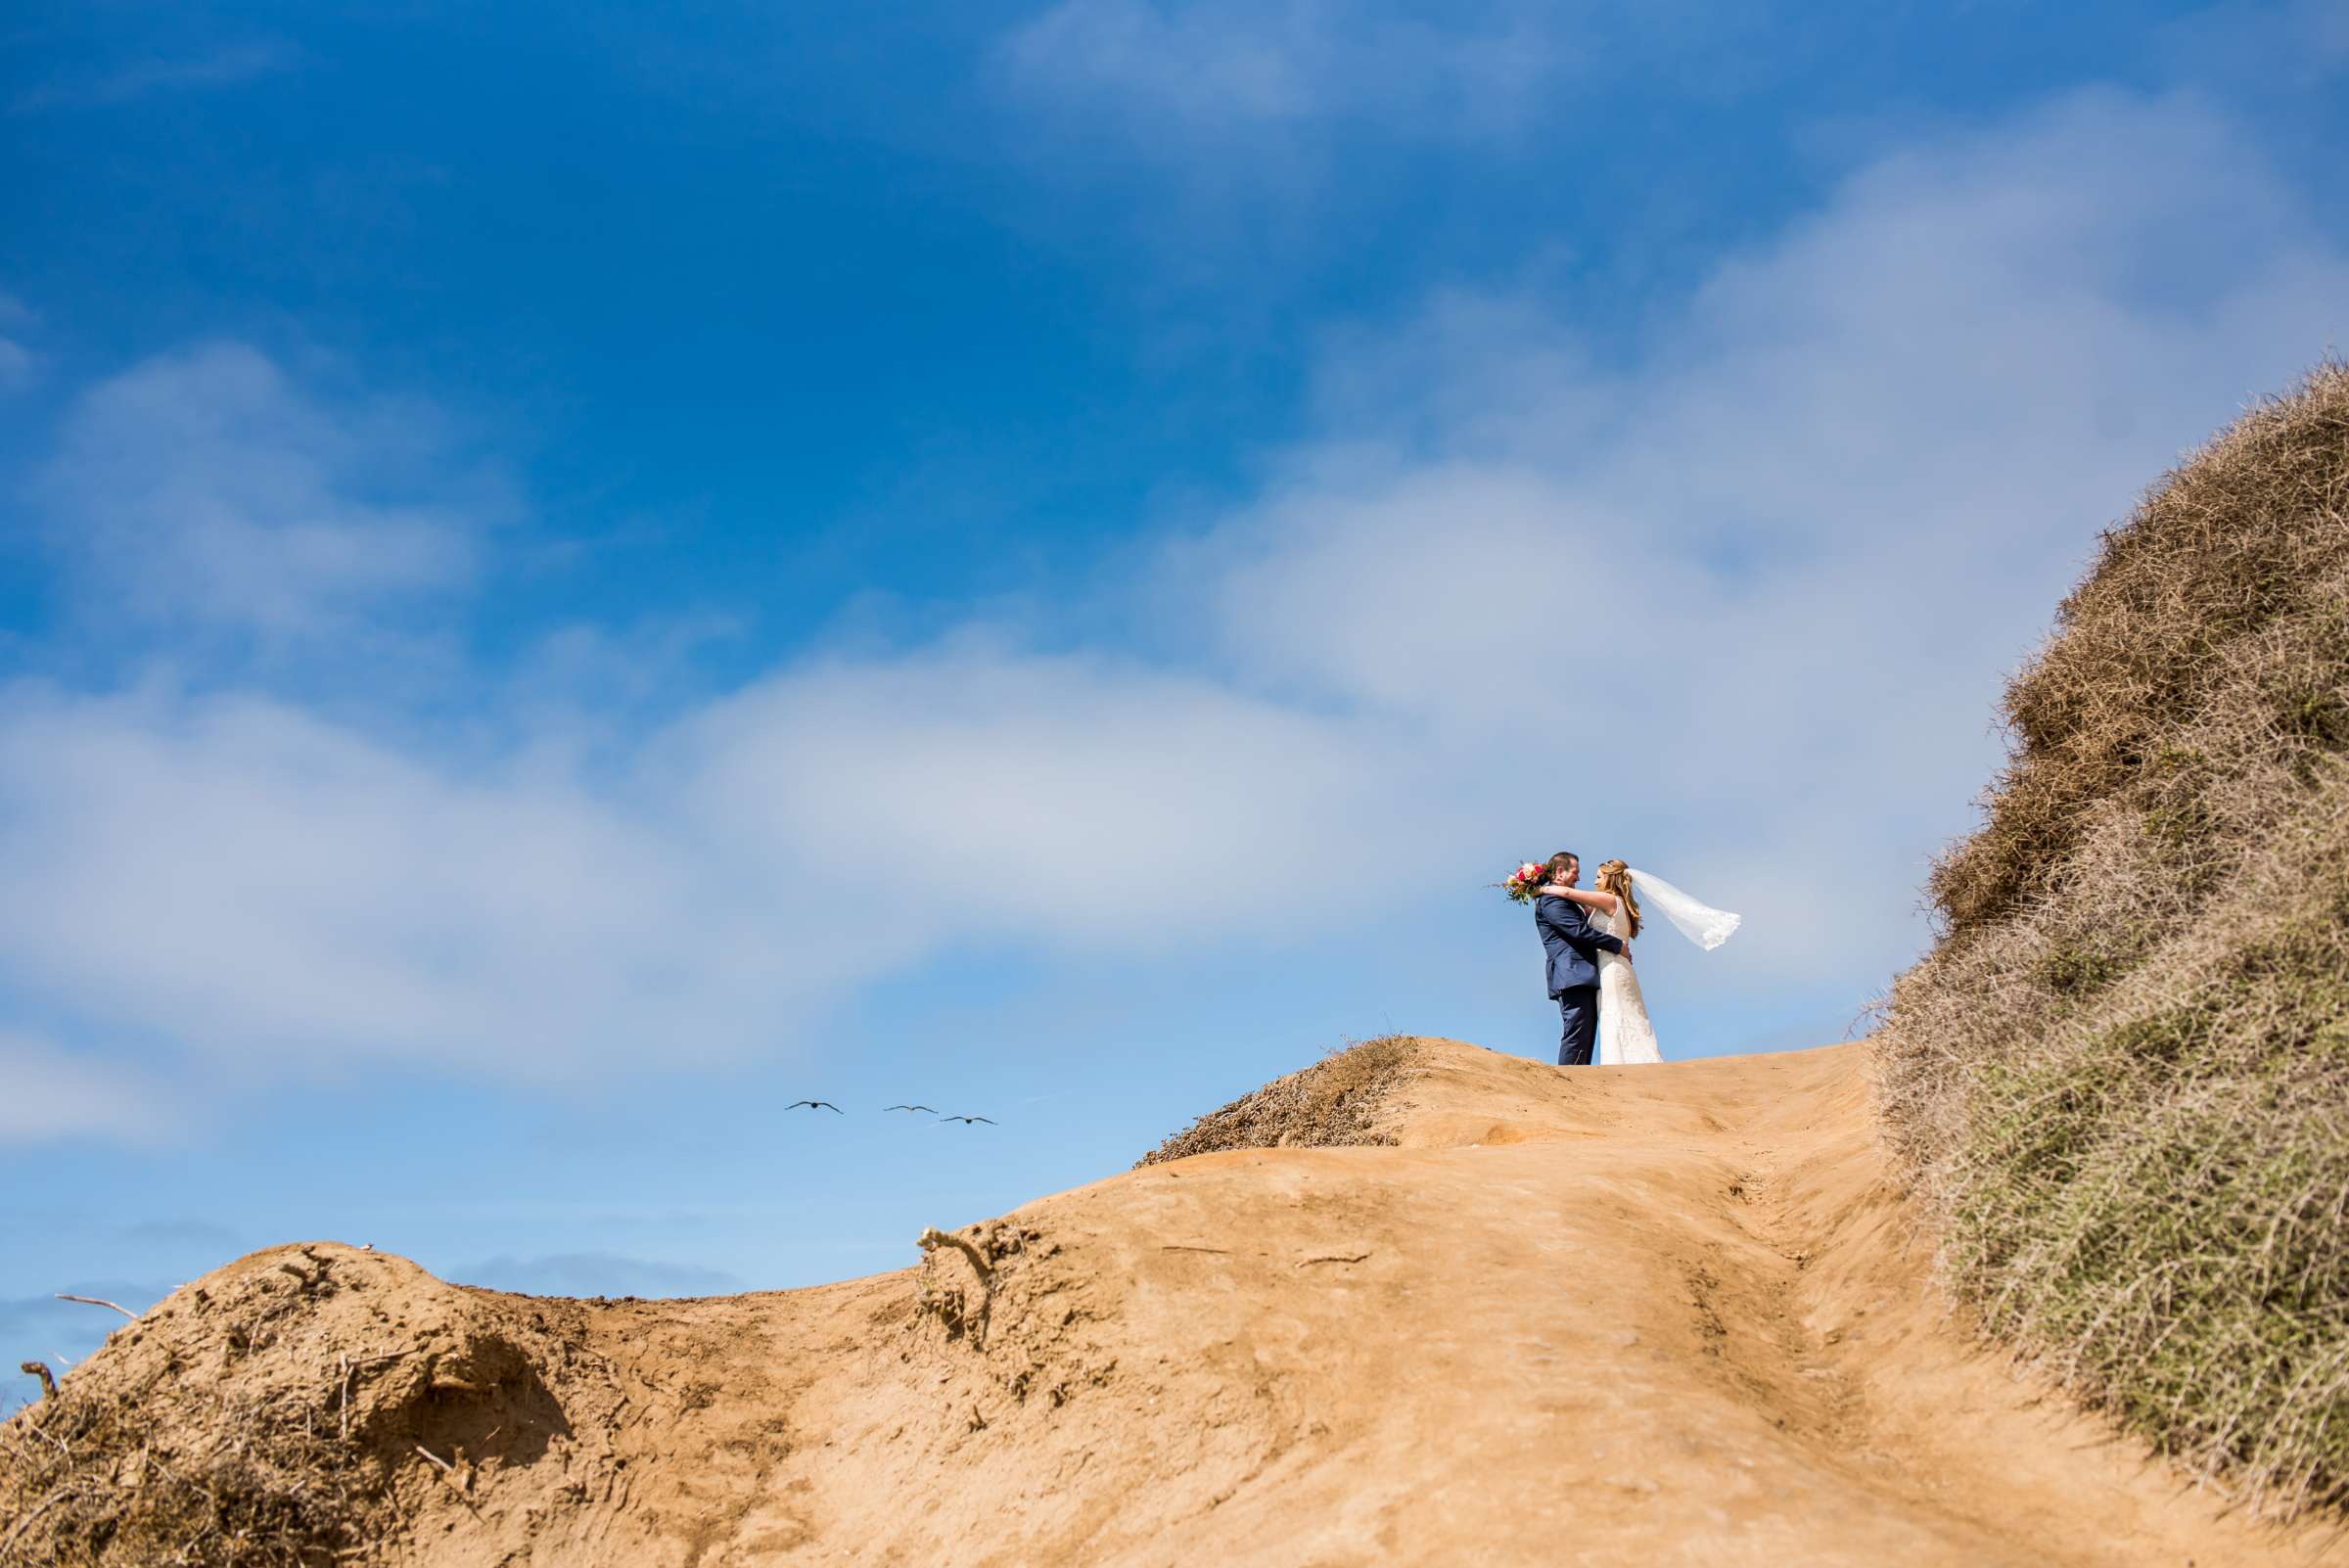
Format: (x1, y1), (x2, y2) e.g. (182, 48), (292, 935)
(1594, 859), (1642, 938)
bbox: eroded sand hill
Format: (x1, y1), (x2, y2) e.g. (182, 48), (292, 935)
(5, 1040), (2324, 1566)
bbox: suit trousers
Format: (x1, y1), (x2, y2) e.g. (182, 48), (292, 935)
(1556, 985), (1600, 1067)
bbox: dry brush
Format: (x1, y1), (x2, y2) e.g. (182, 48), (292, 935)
(1874, 362), (2349, 1522)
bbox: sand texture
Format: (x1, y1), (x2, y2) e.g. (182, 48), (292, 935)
(5, 1038), (2325, 1566)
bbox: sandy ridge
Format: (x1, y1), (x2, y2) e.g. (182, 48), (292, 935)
(9, 1038), (2328, 1566)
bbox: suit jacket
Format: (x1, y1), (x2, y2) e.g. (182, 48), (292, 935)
(1536, 893), (1625, 997)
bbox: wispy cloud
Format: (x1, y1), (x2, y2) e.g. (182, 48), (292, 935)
(2159, 0), (2349, 89)
(990, 0), (1597, 166)
(0, 89), (2339, 1128)
(0, 1029), (168, 1145)
(32, 342), (495, 643)
(1187, 87), (2347, 967)
(997, 0), (1563, 144)
(989, 0), (1782, 183)
(0, 641), (1425, 1084)
(0, 292), (36, 392)
(14, 40), (299, 114)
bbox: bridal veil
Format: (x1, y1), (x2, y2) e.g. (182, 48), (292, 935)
(1628, 868), (1741, 950)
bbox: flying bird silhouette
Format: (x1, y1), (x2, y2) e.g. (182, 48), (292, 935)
(787, 1100), (844, 1114)
(883, 1104), (938, 1114)
(939, 1115), (996, 1126)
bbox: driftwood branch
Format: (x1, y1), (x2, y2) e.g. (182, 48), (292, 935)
(0, 1481), (87, 1552)
(414, 1444), (482, 1511)
(19, 1360), (58, 1402)
(54, 1294), (136, 1319)
(916, 1225), (996, 1348)
(917, 1225), (993, 1283)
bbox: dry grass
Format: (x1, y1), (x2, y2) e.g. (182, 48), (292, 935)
(0, 1255), (379, 1568)
(1134, 1035), (1422, 1167)
(0, 1244), (591, 1568)
(1874, 362), (2349, 1523)
(0, 1381), (365, 1567)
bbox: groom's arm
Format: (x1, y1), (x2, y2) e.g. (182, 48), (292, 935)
(1538, 897), (1625, 955)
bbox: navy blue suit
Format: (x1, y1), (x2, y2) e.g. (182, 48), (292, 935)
(1536, 893), (1625, 1066)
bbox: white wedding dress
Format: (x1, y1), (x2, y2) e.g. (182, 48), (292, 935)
(1587, 869), (1739, 1067)
(1593, 905), (1664, 1065)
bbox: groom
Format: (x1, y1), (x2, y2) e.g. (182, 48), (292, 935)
(1534, 851), (1627, 1067)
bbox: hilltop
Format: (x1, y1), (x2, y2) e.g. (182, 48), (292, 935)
(1, 1038), (2317, 1566)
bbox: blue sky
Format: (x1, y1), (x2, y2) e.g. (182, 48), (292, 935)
(3, 0), (2345, 1393)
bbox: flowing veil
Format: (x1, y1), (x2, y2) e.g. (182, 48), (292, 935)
(1628, 868), (1741, 950)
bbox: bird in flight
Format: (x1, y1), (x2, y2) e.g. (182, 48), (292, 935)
(787, 1100), (844, 1114)
(939, 1115), (996, 1126)
(883, 1104), (938, 1114)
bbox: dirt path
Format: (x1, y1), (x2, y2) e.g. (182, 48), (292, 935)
(45, 1039), (2319, 1566)
(357, 1038), (2326, 1566)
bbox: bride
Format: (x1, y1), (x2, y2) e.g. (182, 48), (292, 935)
(1512, 857), (1741, 1066)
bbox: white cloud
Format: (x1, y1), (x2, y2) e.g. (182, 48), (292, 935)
(668, 637), (1438, 940)
(840, 90), (2335, 989)
(990, 0), (1797, 177)
(0, 292), (36, 392)
(0, 652), (1430, 1082)
(33, 343), (489, 641)
(0, 1031), (165, 1144)
(14, 40), (299, 114)
(2158, 0), (2349, 90)
(996, 0), (1566, 147)
(1193, 88), (2349, 971)
(0, 680), (774, 1080)
(0, 88), (2341, 1120)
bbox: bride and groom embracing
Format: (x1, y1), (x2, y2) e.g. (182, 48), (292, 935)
(1505, 852), (1741, 1067)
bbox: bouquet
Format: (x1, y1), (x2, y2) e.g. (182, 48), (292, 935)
(1500, 862), (1548, 903)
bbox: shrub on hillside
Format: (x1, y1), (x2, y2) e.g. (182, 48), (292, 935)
(1135, 1035), (1419, 1166)
(1875, 363), (2349, 1522)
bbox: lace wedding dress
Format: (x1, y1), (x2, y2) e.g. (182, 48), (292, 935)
(1592, 905), (1664, 1065)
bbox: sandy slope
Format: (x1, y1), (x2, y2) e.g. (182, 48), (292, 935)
(20, 1040), (2325, 1566)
